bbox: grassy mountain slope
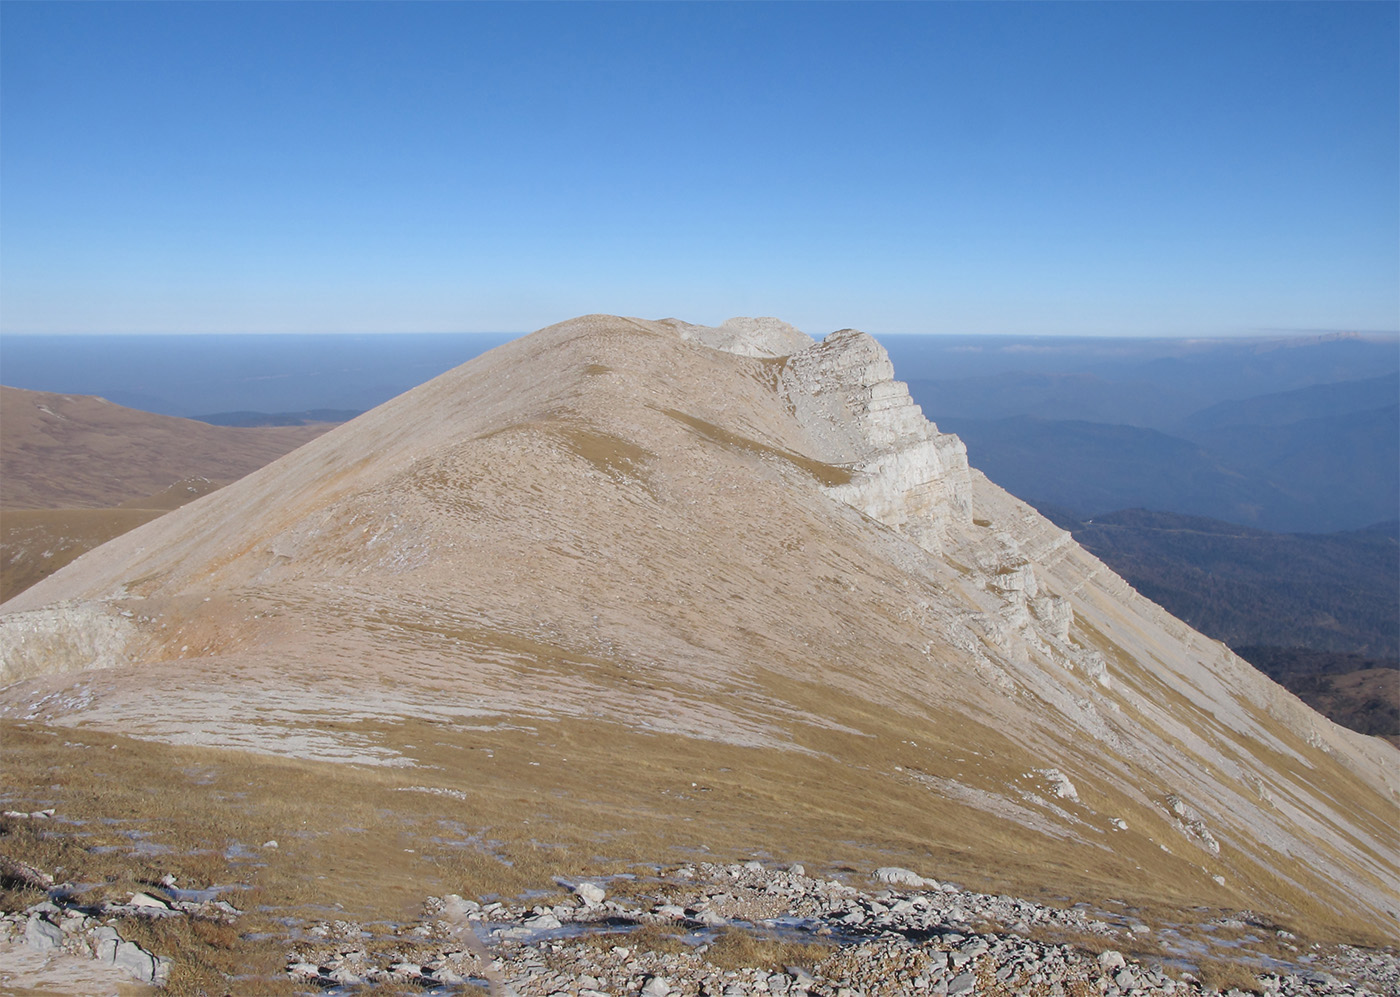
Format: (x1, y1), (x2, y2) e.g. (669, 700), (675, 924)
(2, 316), (1393, 952)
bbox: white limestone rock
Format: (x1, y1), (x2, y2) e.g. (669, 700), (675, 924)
(1038, 768), (1079, 802)
(672, 316), (815, 358)
(1099, 950), (1127, 970)
(874, 866), (938, 889)
(92, 924), (121, 963)
(780, 329), (973, 553)
(0, 602), (140, 685)
(574, 881), (606, 906)
(24, 915), (62, 951)
(128, 891), (170, 910)
(114, 939), (156, 981)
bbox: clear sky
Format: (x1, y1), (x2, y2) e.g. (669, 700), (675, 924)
(2, 1), (1396, 337)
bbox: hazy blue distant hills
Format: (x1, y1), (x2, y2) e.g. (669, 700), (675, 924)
(938, 415), (1322, 531)
(1179, 372), (1399, 433)
(917, 363), (1399, 534)
(1197, 404), (1398, 520)
(942, 411), (1396, 534)
(193, 409), (363, 427)
(1040, 508), (1398, 660)
(907, 373), (1192, 427)
(1097, 335), (1399, 412)
(887, 331), (1399, 428)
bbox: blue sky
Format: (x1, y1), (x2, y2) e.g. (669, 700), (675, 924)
(2, 1), (1396, 337)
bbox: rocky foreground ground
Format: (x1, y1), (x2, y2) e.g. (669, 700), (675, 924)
(8, 855), (1394, 996)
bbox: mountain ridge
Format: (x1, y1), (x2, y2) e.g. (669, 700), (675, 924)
(1, 314), (1395, 942)
(0, 385), (331, 509)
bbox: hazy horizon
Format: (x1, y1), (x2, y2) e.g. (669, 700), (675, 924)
(3, 326), (1395, 421)
(4, 326), (1399, 340)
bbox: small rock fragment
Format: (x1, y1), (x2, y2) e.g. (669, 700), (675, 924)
(574, 881), (606, 906)
(1098, 950), (1126, 971)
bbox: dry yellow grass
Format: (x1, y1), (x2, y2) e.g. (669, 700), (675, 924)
(2, 703), (1389, 993)
(704, 929), (834, 972)
(1193, 957), (1265, 994)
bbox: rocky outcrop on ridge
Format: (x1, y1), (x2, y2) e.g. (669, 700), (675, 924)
(780, 328), (974, 555)
(670, 316), (816, 359)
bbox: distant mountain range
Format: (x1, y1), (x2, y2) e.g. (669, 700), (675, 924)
(193, 409), (363, 427)
(1040, 507), (1398, 658)
(914, 370), (1398, 534)
(1179, 372), (1399, 433)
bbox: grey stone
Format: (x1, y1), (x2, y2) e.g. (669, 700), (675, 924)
(92, 924), (121, 963)
(947, 972), (977, 996)
(24, 915), (62, 952)
(126, 891), (174, 915)
(875, 866), (935, 889)
(575, 881), (606, 906)
(1098, 950), (1126, 971)
(114, 940), (156, 982)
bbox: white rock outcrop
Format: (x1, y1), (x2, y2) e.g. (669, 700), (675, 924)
(875, 866), (940, 889)
(671, 316), (815, 358)
(0, 603), (139, 684)
(779, 329), (973, 553)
